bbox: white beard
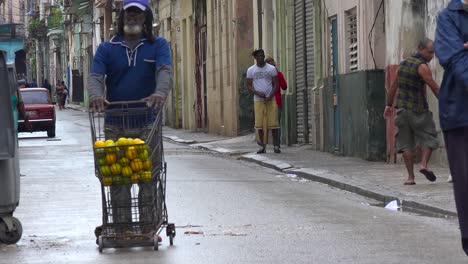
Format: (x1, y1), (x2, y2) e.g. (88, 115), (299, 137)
(124, 24), (143, 34)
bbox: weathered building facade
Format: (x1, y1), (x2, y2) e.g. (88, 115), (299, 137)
(177, 0), (254, 136)
(320, 0), (386, 160)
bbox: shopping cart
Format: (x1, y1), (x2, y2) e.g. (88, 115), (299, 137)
(89, 101), (175, 252)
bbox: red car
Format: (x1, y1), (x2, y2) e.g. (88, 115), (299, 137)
(18, 88), (56, 138)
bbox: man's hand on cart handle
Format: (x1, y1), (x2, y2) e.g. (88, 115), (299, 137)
(89, 98), (110, 112)
(145, 93), (166, 109)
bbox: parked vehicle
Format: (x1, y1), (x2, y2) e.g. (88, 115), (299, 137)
(18, 88), (56, 138)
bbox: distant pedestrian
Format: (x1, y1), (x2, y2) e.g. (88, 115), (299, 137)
(384, 38), (440, 185)
(29, 78), (38, 87)
(43, 79), (52, 94)
(435, 0), (468, 256)
(55, 80), (66, 110)
(61, 81), (68, 107)
(265, 56), (287, 144)
(246, 48), (280, 154)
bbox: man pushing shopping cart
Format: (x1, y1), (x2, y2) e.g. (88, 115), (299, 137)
(87, 0), (175, 252)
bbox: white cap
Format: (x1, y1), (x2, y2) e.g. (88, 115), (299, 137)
(124, 2), (146, 11)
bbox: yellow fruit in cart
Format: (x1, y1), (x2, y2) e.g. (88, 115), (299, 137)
(102, 177), (112, 186)
(94, 140), (106, 148)
(105, 140), (118, 153)
(139, 149), (149, 160)
(98, 157), (107, 166)
(131, 173), (140, 183)
(116, 137), (128, 146)
(121, 166), (133, 177)
(126, 138), (134, 145)
(100, 165), (111, 177)
(125, 146), (138, 160)
(133, 138), (145, 149)
(105, 153), (118, 165)
(94, 148), (105, 157)
(130, 158), (144, 172)
(140, 171), (152, 182)
(119, 157), (130, 166)
(133, 138), (144, 144)
(143, 159), (152, 170)
(110, 163), (122, 175)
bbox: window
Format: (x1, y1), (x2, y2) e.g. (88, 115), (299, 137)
(21, 90), (49, 104)
(166, 17), (172, 32)
(346, 8), (358, 72)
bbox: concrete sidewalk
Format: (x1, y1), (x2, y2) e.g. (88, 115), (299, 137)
(163, 127), (457, 218)
(66, 102), (456, 217)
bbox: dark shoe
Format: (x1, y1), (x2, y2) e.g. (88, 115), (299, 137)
(257, 147), (266, 154)
(274, 146), (281, 153)
(420, 168), (436, 182)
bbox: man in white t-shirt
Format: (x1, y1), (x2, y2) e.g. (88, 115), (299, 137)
(246, 48), (280, 153)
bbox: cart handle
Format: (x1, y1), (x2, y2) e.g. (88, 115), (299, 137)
(105, 100), (148, 106)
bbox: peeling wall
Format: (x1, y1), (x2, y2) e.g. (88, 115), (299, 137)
(385, 0), (426, 64)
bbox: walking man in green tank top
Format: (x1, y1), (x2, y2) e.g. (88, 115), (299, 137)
(384, 39), (440, 185)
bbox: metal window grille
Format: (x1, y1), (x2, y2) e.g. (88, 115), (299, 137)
(346, 8), (358, 72)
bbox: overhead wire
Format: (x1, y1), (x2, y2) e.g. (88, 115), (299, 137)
(368, 0), (384, 69)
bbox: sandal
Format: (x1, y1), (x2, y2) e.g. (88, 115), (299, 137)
(420, 168), (436, 182)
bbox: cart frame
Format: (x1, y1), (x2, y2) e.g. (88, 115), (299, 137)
(89, 101), (175, 252)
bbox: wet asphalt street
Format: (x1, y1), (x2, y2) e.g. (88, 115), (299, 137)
(1, 107), (467, 263)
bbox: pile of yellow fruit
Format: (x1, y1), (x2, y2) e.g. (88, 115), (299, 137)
(93, 137), (153, 186)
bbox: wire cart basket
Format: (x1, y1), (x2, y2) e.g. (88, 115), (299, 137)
(89, 101), (175, 252)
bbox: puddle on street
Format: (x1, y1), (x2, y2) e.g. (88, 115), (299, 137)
(369, 202), (456, 220)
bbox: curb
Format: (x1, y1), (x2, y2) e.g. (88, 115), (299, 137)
(239, 154), (457, 218)
(66, 104), (87, 112)
(163, 135), (196, 144)
(163, 135), (457, 218)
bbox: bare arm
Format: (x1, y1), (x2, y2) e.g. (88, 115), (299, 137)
(268, 76), (279, 101)
(418, 64), (439, 98)
(384, 76), (398, 119)
(386, 78), (398, 106)
(247, 79), (265, 98)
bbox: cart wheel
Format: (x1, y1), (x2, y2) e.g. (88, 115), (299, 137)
(0, 217), (22, 245)
(153, 234), (159, 251)
(98, 236), (103, 253)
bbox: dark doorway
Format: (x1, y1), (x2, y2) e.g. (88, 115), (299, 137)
(72, 69), (84, 102)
